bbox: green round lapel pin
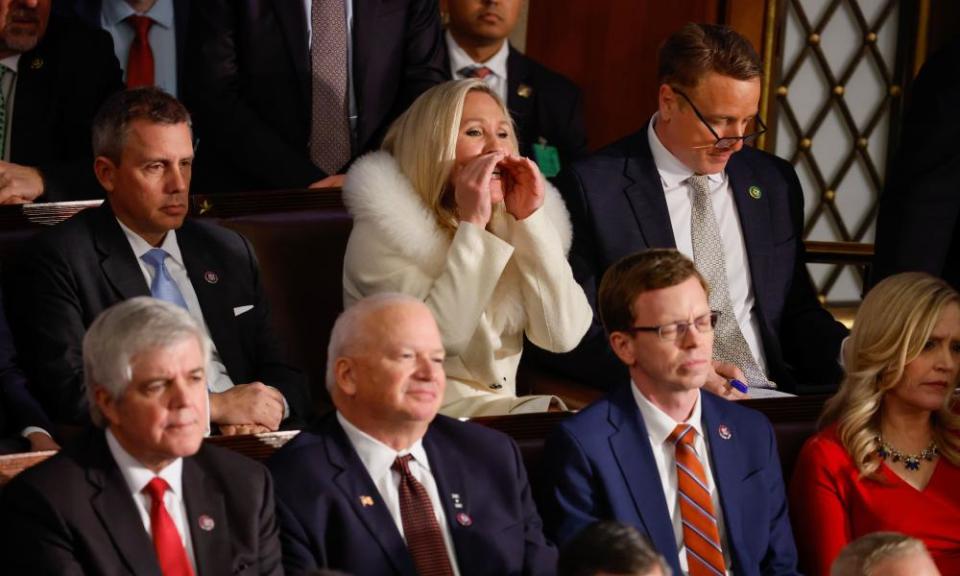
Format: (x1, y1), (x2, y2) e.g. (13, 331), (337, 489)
(748, 185), (762, 199)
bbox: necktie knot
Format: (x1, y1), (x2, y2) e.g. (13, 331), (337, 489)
(459, 65), (493, 80)
(668, 423), (697, 447)
(140, 248), (189, 310)
(126, 15), (153, 38)
(143, 476), (170, 501)
(688, 174), (711, 196)
(141, 247), (170, 269)
(392, 454), (415, 476)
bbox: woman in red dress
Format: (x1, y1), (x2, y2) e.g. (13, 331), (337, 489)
(790, 272), (960, 575)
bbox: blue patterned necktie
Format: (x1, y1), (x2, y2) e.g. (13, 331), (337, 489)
(141, 248), (188, 310)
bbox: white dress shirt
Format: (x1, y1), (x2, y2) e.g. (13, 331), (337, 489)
(116, 220), (235, 394)
(0, 54), (19, 163)
(631, 384), (732, 575)
(105, 428), (197, 574)
(100, 0), (179, 97)
(446, 31), (509, 105)
(647, 115), (768, 373)
(337, 412), (462, 575)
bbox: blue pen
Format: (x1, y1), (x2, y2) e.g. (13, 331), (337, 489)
(730, 379), (749, 394)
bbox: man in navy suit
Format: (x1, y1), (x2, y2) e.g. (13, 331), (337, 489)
(541, 249), (799, 575)
(268, 293), (556, 576)
(538, 23), (846, 395)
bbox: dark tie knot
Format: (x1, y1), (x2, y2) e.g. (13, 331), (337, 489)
(143, 476), (170, 501)
(668, 423), (697, 446)
(392, 454), (416, 476)
(126, 15), (154, 37)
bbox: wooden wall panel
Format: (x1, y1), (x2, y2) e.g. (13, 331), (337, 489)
(524, 1), (721, 150)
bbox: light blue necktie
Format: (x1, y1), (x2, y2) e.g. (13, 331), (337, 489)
(141, 248), (189, 310)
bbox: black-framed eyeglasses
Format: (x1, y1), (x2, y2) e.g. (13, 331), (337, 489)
(624, 311), (721, 342)
(671, 88), (767, 151)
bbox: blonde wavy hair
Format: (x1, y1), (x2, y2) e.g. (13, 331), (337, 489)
(820, 272), (960, 476)
(381, 79), (518, 232)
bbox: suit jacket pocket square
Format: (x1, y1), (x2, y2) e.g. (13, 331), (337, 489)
(233, 305), (254, 316)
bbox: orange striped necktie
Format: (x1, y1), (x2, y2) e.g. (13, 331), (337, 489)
(668, 424), (726, 576)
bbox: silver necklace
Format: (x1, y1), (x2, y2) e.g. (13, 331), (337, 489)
(875, 435), (938, 471)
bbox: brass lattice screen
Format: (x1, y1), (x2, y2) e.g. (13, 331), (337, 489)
(764, 0), (917, 305)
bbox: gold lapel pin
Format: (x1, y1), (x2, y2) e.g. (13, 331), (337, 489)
(359, 495), (375, 507)
(517, 84), (532, 98)
(30, 57), (44, 70)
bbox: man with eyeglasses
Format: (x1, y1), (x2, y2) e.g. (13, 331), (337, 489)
(541, 248), (800, 576)
(532, 23), (847, 397)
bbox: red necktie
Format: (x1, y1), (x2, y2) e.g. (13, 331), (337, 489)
(459, 65), (493, 80)
(126, 15), (155, 87)
(392, 455), (455, 576)
(143, 477), (195, 576)
(669, 424), (726, 576)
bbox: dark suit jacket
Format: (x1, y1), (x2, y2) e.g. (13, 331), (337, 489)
(872, 37), (960, 290)
(0, 429), (283, 575)
(4, 202), (308, 427)
(186, 0), (447, 193)
(540, 124), (847, 393)
(541, 384), (799, 576)
(267, 412), (557, 576)
(12, 14), (123, 201)
(0, 281), (54, 451)
(59, 0), (190, 96)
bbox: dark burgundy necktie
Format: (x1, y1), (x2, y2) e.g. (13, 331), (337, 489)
(125, 15), (155, 87)
(392, 455), (455, 576)
(143, 477), (194, 576)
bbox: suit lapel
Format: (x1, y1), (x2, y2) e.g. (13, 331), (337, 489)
(506, 48), (534, 143)
(607, 385), (680, 564)
(183, 455), (232, 576)
(87, 433), (162, 576)
(422, 426), (470, 571)
(327, 419), (418, 576)
(701, 394), (748, 570)
(624, 127), (677, 249)
(11, 26), (55, 163)
(93, 204), (152, 301)
(176, 221), (238, 376)
(726, 154), (773, 290)
(274, 0), (311, 112)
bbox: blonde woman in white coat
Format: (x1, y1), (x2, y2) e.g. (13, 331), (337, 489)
(342, 79), (592, 417)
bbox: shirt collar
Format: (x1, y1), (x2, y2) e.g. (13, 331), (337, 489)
(647, 113), (725, 189)
(445, 30), (509, 80)
(337, 412), (430, 478)
(102, 0), (175, 30)
(116, 217), (185, 269)
(0, 54), (19, 74)
(105, 427), (184, 499)
(631, 381), (704, 446)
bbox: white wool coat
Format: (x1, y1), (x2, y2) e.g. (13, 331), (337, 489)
(342, 151), (592, 417)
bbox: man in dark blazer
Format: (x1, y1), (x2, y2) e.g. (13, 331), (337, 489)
(5, 87), (308, 430)
(541, 249), (799, 576)
(57, 0), (190, 97)
(185, 0), (447, 194)
(268, 294), (556, 576)
(0, 298), (283, 575)
(442, 0), (587, 176)
(540, 23), (846, 395)
(0, 0), (123, 203)
(872, 37), (960, 290)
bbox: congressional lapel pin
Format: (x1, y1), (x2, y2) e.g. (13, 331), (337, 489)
(517, 83), (533, 98)
(450, 493), (463, 510)
(198, 514), (215, 532)
(359, 495), (375, 507)
(455, 512), (473, 527)
(748, 185), (762, 200)
(204, 271), (219, 284)
(198, 199), (213, 215)
(718, 424), (732, 440)
(30, 57), (43, 70)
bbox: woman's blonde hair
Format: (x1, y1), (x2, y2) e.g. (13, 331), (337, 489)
(821, 272), (960, 476)
(381, 79), (518, 231)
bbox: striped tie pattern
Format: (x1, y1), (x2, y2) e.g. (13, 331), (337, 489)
(458, 65), (493, 80)
(668, 424), (726, 576)
(688, 174), (774, 389)
(392, 455), (455, 576)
